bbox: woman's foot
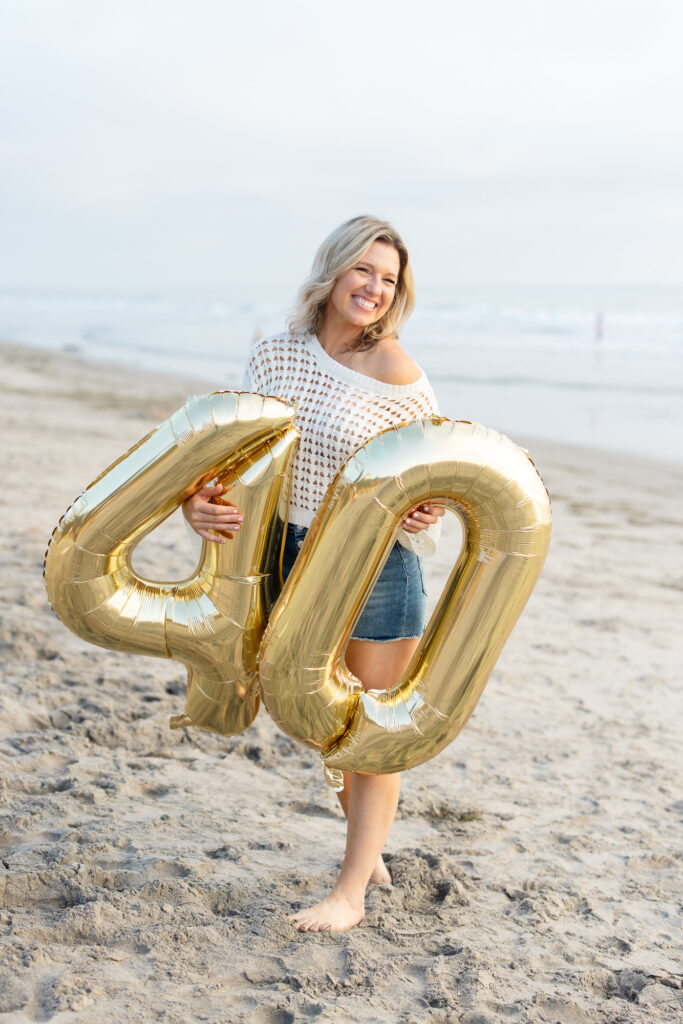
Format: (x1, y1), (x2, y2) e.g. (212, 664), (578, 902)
(287, 891), (365, 932)
(369, 855), (392, 887)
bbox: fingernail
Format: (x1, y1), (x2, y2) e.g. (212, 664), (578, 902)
(237, 516), (243, 521)
(233, 524), (240, 530)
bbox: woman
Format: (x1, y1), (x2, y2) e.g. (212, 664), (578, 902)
(184, 216), (444, 931)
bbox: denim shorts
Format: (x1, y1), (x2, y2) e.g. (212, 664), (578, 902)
(282, 523), (427, 643)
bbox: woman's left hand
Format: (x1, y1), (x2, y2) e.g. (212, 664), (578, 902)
(401, 503), (445, 533)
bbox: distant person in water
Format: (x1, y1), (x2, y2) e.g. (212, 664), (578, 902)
(594, 311), (604, 344)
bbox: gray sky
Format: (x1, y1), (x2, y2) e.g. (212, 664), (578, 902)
(1, 0), (682, 290)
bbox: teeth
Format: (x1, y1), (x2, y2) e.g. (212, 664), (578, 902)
(354, 296), (376, 310)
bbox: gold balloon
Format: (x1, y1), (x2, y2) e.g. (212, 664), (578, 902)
(45, 396), (551, 785)
(44, 392), (299, 737)
(258, 418), (551, 784)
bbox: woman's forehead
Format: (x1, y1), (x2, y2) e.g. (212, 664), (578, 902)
(358, 240), (400, 272)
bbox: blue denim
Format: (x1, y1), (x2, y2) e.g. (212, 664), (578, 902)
(282, 523), (427, 643)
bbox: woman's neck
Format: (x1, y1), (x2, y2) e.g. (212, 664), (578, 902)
(316, 311), (363, 358)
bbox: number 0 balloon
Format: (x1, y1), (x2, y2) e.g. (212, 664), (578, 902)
(44, 392), (551, 783)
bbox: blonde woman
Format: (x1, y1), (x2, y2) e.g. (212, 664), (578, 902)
(184, 216), (443, 931)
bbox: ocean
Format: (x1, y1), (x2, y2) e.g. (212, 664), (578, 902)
(1, 284), (681, 462)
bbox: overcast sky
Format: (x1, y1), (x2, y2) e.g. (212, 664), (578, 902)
(1, 0), (682, 291)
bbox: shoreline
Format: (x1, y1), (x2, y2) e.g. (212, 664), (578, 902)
(1, 338), (681, 1021)
(3, 336), (681, 474)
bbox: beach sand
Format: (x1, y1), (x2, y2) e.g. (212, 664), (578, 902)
(1, 339), (681, 1023)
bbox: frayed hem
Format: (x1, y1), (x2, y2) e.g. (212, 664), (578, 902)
(349, 634), (424, 644)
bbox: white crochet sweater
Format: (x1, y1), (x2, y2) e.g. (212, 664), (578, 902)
(241, 333), (441, 557)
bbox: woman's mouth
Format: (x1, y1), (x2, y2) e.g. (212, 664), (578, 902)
(352, 295), (377, 311)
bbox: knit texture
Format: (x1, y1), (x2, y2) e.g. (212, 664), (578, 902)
(242, 333), (441, 557)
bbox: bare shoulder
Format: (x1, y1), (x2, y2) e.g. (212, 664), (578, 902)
(366, 338), (422, 385)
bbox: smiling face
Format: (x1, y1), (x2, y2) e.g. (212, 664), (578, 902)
(325, 241), (401, 334)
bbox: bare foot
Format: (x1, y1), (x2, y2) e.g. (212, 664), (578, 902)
(369, 856), (392, 888)
(288, 891), (365, 932)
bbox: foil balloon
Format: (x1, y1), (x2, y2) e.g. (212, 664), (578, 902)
(45, 397), (551, 784)
(258, 418), (552, 785)
(44, 392), (299, 737)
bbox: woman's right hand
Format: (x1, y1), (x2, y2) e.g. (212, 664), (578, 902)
(182, 484), (243, 544)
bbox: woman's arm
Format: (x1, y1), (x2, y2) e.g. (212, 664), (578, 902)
(181, 342), (266, 547)
(374, 346), (443, 558)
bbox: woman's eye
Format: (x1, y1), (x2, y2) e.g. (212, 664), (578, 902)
(356, 266), (369, 273)
(384, 279), (396, 286)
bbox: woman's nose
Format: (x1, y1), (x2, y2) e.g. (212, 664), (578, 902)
(365, 274), (382, 296)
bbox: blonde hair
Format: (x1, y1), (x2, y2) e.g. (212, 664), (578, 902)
(288, 216), (415, 350)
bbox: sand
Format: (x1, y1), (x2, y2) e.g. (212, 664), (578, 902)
(0, 338), (681, 1023)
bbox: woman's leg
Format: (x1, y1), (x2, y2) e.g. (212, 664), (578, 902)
(288, 636), (419, 932)
(334, 772), (391, 886)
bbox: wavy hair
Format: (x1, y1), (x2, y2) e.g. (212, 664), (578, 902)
(288, 216), (415, 351)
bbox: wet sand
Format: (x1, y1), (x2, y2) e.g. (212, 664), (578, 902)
(1, 339), (681, 1023)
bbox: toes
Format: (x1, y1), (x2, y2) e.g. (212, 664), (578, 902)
(289, 913), (331, 932)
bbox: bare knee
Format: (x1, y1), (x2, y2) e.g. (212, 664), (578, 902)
(345, 637), (420, 691)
